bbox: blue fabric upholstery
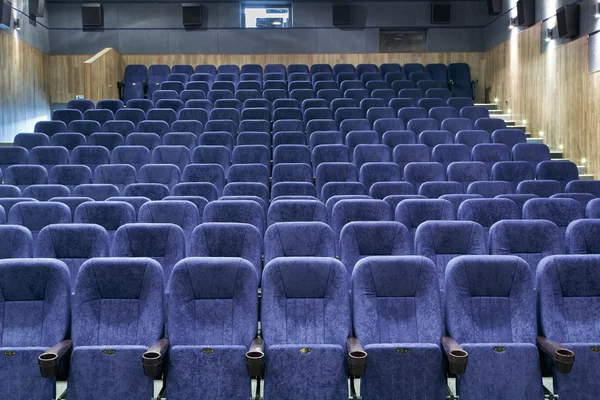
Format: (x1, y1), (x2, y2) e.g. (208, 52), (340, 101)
(199, 132), (234, 152)
(237, 132), (271, 148)
(116, 108), (146, 126)
(418, 130), (453, 153)
(273, 145), (311, 166)
(171, 120), (203, 137)
(0, 225), (33, 258)
(126, 132), (161, 151)
(151, 146), (190, 172)
(523, 198), (582, 241)
(262, 257), (350, 399)
(489, 220), (562, 276)
(455, 130), (491, 151)
(407, 118), (439, 135)
(53, 109), (83, 127)
(4, 165), (48, 191)
(167, 257), (258, 400)
(271, 182), (317, 200)
(403, 162), (445, 193)
(29, 146), (69, 172)
(369, 181), (414, 199)
(565, 220), (600, 254)
(274, 131), (307, 148)
(203, 200), (265, 237)
(352, 256), (445, 400)
(123, 183), (170, 200)
(395, 199), (455, 250)
(495, 194), (538, 218)
(96, 99), (124, 114)
(72, 184), (120, 201)
(587, 198), (600, 218)
(415, 221), (486, 301)
(73, 201), (136, 248)
(49, 197), (93, 220)
(22, 184), (70, 201)
(312, 145), (351, 174)
(36, 224), (109, 290)
(94, 164), (136, 194)
(315, 162), (358, 200)
(440, 118), (473, 136)
(458, 106), (489, 122)
(110, 146), (151, 172)
(467, 180), (513, 198)
(137, 120), (170, 137)
(340, 221), (410, 281)
(69, 258), (164, 400)
(447, 161), (489, 191)
(70, 146), (110, 174)
(471, 143), (511, 177)
(0, 198), (37, 215)
(0, 258), (70, 400)
(457, 198), (519, 242)
(162, 132), (197, 151)
(551, 193), (595, 214)
(491, 161), (535, 192)
(182, 164), (225, 196)
(517, 180), (562, 197)
(49, 165), (93, 191)
(418, 181), (464, 197)
(138, 200), (199, 256)
(84, 109), (114, 126)
(331, 199), (393, 255)
(192, 145), (231, 175)
(359, 162), (401, 190)
(267, 200), (328, 226)
(512, 143), (551, 171)
(321, 182), (368, 203)
(35, 121), (67, 136)
(473, 117), (506, 134)
(429, 107), (459, 124)
(264, 222), (335, 264)
(8, 202), (71, 247)
(491, 129), (527, 151)
(566, 180), (600, 197)
(138, 164), (181, 190)
(431, 144), (470, 169)
(227, 164), (269, 188)
(272, 164), (313, 185)
(536, 255), (600, 399)
(190, 223), (262, 281)
(536, 160), (579, 191)
(13, 133), (49, 150)
(353, 144), (391, 171)
(106, 196), (151, 218)
(440, 194), (484, 215)
(445, 255), (543, 400)
(68, 120), (101, 137)
(50, 133), (87, 152)
(373, 118), (405, 137)
(0, 147), (29, 174)
(172, 183), (218, 202)
(393, 144), (430, 175)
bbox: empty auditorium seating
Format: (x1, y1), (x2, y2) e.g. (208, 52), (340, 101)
(264, 222), (335, 264)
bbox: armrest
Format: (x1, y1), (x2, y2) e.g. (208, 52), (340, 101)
(537, 336), (574, 374)
(245, 337), (264, 377)
(142, 338), (169, 377)
(347, 337), (367, 377)
(38, 339), (72, 378)
(442, 336), (468, 375)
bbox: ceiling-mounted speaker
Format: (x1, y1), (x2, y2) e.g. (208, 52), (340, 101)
(487, 0), (502, 16)
(0, 0), (11, 28)
(431, 1), (451, 24)
(517, 0), (535, 27)
(557, 4), (579, 39)
(81, 3), (103, 28)
(332, 4), (352, 26)
(183, 3), (203, 28)
(29, 0), (45, 18)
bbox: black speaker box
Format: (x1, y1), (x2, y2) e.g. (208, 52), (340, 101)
(29, 0), (45, 18)
(517, 0), (535, 27)
(332, 4), (352, 26)
(0, 0), (11, 28)
(81, 3), (103, 28)
(431, 2), (451, 24)
(487, 0), (502, 16)
(557, 4), (579, 39)
(183, 3), (203, 27)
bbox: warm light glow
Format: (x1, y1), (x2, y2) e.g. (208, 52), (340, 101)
(582, 158), (588, 164)
(522, 119), (527, 124)
(507, 109), (512, 114)
(494, 97), (499, 103)
(539, 131), (545, 137)
(559, 145), (564, 150)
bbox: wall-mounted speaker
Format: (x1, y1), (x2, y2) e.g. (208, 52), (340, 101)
(557, 4), (579, 39)
(431, 2), (451, 24)
(183, 3), (203, 28)
(29, 0), (45, 18)
(487, 0), (502, 16)
(81, 3), (103, 28)
(517, 0), (535, 27)
(332, 4), (352, 26)
(0, 0), (11, 28)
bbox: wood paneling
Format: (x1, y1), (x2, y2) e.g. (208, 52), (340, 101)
(485, 24), (600, 178)
(84, 48), (125, 103)
(0, 31), (50, 142)
(47, 54), (90, 104)
(123, 53), (487, 101)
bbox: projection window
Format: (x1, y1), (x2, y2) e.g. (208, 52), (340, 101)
(243, 4), (291, 28)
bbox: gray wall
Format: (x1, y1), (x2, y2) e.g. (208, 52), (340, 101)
(1, 0), (49, 52)
(46, 1), (489, 54)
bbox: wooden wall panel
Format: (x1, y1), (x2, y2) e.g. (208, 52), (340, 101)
(485, 24), (600, 178)
(0, 31), (51, 143)
(123, 53), (487, 101)
(47, 54), (90, 104)
(84, 48), (125, 103)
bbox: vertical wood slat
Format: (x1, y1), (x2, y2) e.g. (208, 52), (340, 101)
(84, 48), (126, 103)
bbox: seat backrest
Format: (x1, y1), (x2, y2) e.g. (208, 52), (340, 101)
(13, 133), (49, 150)
(203, 200), (265, 236)
(36, 224), (110, 290)
(431, 144), (470, 169)
(265, 222), (335, 264)
(261, 257), (350, 347)
(457, 198), (519, 241)
(489, 219), (562, 275)
(340, 221), (410, 281)
(267, 200), (328, 226)
(4, 165), (48, 190)
(331, 199), (393, 252)
(491, 161), (535, 193)
(315, 162), (358, 199)
(29, 146), (69, 172)
(522, 198), (582, 238)
(395, 198), (455, 249)
(168, 258), (257, 346)
(73, 201), (136, 244)
(112, 223), (185, 286)
(352, 256), (442, 345)
(0, 258), (70, 347)
(536, 160), (579, 191)
(22, 184), (70, 201)
(138, 200), (199, 252)
(512, 143), (550, 171)
(0, 225), (33, 258)
(403, 162), (445, 193)
(72, 258), (163, 346)
(446, 255), (536, 344)
(447, 161), (489, 191)
(467, 181), (513, 198)
(8, 202), (71, 244)
(565, 220), (600, 254)
(418, 181), (463, 198)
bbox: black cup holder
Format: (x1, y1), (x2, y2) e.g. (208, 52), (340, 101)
(38, 353), (59, 378)
(142, 351), (162, 377)
(246, 350), (265, 376)
(450, 349), (468, 359)
(555, 348), (575, 374)
(447, 349), (468, 375)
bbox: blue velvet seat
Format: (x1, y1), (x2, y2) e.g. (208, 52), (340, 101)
(565, 220), (600, 254)
(8, 202), (71, 248)
(445, 255), (544, 399)
(264, 222), (335, 264)
(22, 184), (70, 201)
(138, 164), (181, 190)
(523, 198), (582, 242)
(395, 199), (455, 251)
(192, 145), (231, 175)
(111, 145), (151, 172)
(94, 164), (137, 194)
(49, 165), (93, 192)
(0, 225), (33, 258)
(267, 200), (327, 226)
(203, 200), (265, 237)
(72, 184), (120, 201)
(262, 257), (350, 399)
(4, 165), (48, 191)
(73, 201), (136, 248)
(68, 258), (164, 400)
(418, 181), (464, 198)
(29, 146), (69, 172)
(124, 183), (170, 201)
(70, 145), (110, 174)
(457, 198), (519, 243)
(152, 145), (190, 172)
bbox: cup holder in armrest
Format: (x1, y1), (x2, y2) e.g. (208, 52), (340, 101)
(555, 349), (575, 374)
(38, 353), (59, 378)
(246, 350), (265, 377)
(142, 351), (162, 377)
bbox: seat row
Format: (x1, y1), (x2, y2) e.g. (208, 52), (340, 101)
(2, 253), (597, 399)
